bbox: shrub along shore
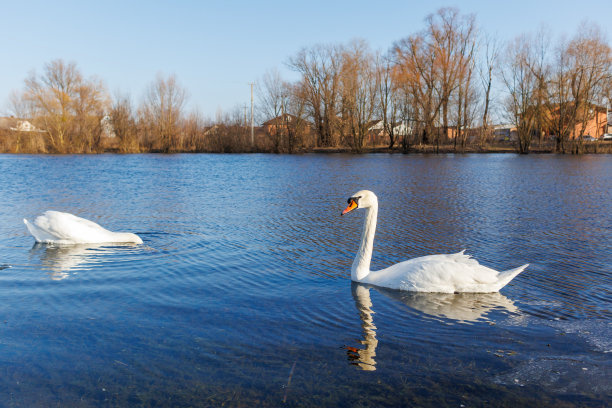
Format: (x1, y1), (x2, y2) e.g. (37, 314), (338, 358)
(1, 128), (611, 155)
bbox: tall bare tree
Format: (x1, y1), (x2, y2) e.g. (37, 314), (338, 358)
(73, 76), (108, 152)
(394, 33), (440, 147)
(427, 8), (477, 146)
(377, 52), (401, 149)
(478, 33), (500, 145)
(289, 44), (343, 147)
(283, 82), (309, 153)
(258, 69), (290, 152)
(141, 73), (188, 152)
(340, 39), (379, 152)
(500, 34), (543, 154)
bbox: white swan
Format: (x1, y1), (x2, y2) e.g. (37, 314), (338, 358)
(341, 190), (527, 293)
(24, 211), (143, 245)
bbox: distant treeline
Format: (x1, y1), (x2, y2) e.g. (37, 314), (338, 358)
(2, 7), (611, 155)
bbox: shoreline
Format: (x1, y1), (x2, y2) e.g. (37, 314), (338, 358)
(2, 143), (611, 155)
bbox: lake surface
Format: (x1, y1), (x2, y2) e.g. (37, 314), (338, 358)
(0, 153), (610, 407)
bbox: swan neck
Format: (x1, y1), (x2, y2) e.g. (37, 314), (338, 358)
(352, 204), (377, 281)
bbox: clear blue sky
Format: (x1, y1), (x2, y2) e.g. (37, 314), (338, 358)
(1, 0), (609, 119)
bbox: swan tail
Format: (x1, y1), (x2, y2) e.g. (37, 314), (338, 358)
(23, 218), (49, 243)
(23, 218), (38, 241)
(495, 264), (529, 291)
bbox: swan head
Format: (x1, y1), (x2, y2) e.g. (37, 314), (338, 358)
(341, 190), (378, 215)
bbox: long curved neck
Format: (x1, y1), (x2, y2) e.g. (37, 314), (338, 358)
(352, 202), (378, 281)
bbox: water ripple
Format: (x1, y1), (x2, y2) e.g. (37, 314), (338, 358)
(0, 154), (610, 405)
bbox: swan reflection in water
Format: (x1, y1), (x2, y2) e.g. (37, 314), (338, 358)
(346, 283), (379, 370)
(345, 282), (520, 370)
(29, 243), (138, 280)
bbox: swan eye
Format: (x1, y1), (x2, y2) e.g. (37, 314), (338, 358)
(347, 196), (361, 206)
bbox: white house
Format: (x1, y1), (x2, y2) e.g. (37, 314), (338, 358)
(368, 120), (411, 136)
(0, 117), (41, 132)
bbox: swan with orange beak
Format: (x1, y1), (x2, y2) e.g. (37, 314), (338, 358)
(340, 190), (527, 293)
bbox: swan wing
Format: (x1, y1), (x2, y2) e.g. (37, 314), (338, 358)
(365, 251), (524, 293)
(27, 211), (115, 244)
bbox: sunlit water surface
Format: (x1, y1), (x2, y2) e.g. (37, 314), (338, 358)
(0, 154), (610, 407)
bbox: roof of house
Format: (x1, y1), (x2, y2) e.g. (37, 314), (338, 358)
(262, 113), (299, 126)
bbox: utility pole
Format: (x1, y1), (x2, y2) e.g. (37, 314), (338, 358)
(249, 82), (255, 146)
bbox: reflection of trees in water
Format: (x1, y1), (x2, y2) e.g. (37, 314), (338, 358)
(345, 282), (521, 370)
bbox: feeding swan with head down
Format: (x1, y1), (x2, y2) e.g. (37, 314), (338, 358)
(341, 190), (527, 293)
(24, 211), (143, 245)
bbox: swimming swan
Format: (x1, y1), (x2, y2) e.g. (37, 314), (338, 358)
(24, 211), (143, 245)
(341, 190), (527, 293)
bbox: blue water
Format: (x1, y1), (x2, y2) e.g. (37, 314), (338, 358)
(0, 154), (610, 407)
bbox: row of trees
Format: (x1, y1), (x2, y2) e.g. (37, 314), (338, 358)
(4, 59), (264, 154)
(3, 7), (611, 154)
(6, 61), (195, 153)
(501, 25), (612, 153)
(261, 8), (611, 153)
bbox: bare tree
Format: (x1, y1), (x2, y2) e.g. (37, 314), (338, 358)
(377, 52), (401, 149)
(182, 110), (207, 152)
(141, 73), (188, 152)
(24, 60), (80, 152)
(73, 76), (108, 152)
(454, 57), (479, 151)
(500, 34), (543, 154)
(283, 82), (309, 153)
(340, 39), (380, 152)
(569, 24), (612, 149)
(258, 69), (290, 152)
(289, 44), (343, 147)
(478, 33), (500, 145)
(22, 59), (108, 153)
(394, 33), (442, 148)
(427, 8), (477, 146)
(110, 93), (139, 153)
(545, 23), (611, 152)
(8, 90), (30, 118)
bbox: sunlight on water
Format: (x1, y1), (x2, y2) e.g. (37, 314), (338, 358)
(0, 153), (610, 406)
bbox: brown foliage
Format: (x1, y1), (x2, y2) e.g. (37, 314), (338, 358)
(21, 59), (109, 153)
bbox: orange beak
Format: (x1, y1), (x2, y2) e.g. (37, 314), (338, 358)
(341, 199), (358, 216)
